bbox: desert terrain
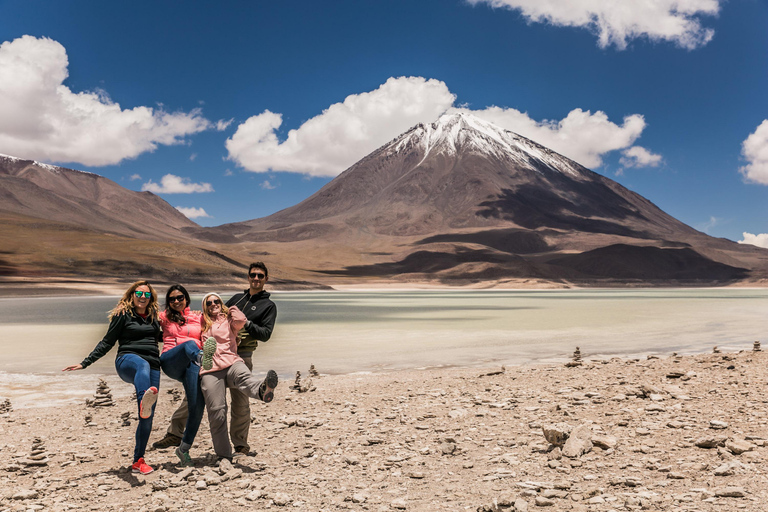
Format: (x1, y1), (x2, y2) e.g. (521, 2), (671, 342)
(2, 349), (767, 511)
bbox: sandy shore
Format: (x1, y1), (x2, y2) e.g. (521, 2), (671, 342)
(1, 350), (767, 511)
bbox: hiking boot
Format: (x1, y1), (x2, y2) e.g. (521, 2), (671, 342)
(139, 386), (158, 419)
(152, 433), (182, 449)
(257, 370), (278, 403)
(201, 337), (217, 371)
(175, 446), (192, 467)
(233, 446), (250, 459)
(131, 457), (154, 475)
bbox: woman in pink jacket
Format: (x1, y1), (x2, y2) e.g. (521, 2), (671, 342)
(199, 292), (278, 461)
(158, 284), (215, 466)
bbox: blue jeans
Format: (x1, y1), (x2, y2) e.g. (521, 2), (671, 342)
(115, 353), (161, 463)
(160, 341), (204, 446)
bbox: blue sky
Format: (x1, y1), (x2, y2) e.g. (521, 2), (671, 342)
(1, 0), (767, 246)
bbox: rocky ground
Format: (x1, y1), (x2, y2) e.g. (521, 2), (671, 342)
(2, 349), (768, 512)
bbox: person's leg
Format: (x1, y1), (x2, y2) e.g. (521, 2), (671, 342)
(201, 370), (232, 459)
(229, 354), (253, 453)
(161, 341), (205, 448)
(227, 360), (266, 400)
(115, 354), (159, 464)
(180, 358), (204, 448)
(160, 341), (198, 382)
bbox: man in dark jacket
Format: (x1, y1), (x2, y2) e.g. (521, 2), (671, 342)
(153, 262), (277, 454)
(224, 262), (277, 455)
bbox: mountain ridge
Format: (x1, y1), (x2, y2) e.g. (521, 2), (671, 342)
(2, 113), (768, 288)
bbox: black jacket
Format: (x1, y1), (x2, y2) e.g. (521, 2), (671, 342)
(225, 290), (277, 353)
(81, 311), (161, 370)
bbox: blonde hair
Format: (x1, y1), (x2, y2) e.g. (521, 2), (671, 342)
(201, 293), (229, 334)
(109, 280), (159, 321)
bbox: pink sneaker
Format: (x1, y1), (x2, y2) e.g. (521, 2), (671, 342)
(139, 386), (158, 419)
(131, 457), (154, 475)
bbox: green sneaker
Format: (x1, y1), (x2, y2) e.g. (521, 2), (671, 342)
(201, 337), (217, 371)
(175, 446), (192, 467)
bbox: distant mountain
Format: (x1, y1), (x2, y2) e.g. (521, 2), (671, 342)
(0, 154), (197, 241)
(0, 153), (323, 288)
(3, 113), (768, 288)
(201, 112), (768, 285)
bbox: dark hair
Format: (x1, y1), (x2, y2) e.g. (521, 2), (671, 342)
(164, 284), (191, 325)
(248, 261), (268, 278)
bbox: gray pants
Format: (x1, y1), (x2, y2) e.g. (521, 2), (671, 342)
(200, 360), (262, 459)
(167, 354), (253, 452)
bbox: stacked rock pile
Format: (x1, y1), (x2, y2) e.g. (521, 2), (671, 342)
(167, 387), (182, 402)
(86, 379), (115, 408)
(290, 371), (302, 391)
(565, 346), (583, 367)
(0, 398), (12, 414)
(290, 368), (316, 393)
(308, 364), (320, 377)
(121, 411), (131, 427)
(22, 437), (49, 468)
(754, 340), (762, 352)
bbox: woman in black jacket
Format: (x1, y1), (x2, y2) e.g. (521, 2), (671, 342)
(63, 280), (162, 475)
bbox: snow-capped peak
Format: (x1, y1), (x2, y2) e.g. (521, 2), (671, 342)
(393, 111), (582, 178)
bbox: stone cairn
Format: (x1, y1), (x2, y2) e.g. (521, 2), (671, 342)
(754, 341), (762, 352)
(0, 398), (12, 414)
(84, 413), (96, 427)
(290, 371), (302, 391)
(121, 411), (131, 427)
(86, 379), (115, 408)
(565, 347), (583, 367)
(309, 364), (320, 378)
(291, 368), (317, 393)
(23, 437), (50, 468)
(713, 346), (721, 354)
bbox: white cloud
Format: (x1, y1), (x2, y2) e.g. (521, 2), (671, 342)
(226, 76), (456, 177)
(0, 35), (217, 166)
(260, 180), (277, 190)
(620, 146), (663, 168)
(216, 119), (234, 131)
(224, 168), (234, 176)
(141, 174), (214, 194)
(466, 0), (720, 50)
(129, 174), (142, 181)
(740, 120), (768, 185)
(189, 153), (197, 161)
(739, 232), (768, 249)
(227, 76), (654, 177)
(175, 206), (211, 219)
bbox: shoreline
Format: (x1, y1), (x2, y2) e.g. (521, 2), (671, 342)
(2, 275), (768, 298)
(1, 350), (767, 510)
(2, 280), (768, 299)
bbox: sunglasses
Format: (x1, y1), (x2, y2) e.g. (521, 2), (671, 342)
(206, 298), (222, 307)
(168, 295), (185, 303)
(134, 291), (152, 299)
(249, 272), (265, 279)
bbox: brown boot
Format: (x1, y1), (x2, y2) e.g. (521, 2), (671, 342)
(152, 433), (182, 449)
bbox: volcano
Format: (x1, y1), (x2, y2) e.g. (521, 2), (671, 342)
(197, 112), (767, 285)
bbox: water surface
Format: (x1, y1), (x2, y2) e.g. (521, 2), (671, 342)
(2, 289), (766, 407)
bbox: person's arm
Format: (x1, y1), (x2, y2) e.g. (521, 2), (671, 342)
(243, 303), (277, 342)
(77, 314), (126, 369)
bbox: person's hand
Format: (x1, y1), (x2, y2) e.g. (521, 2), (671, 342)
(62, 364), (83, 372)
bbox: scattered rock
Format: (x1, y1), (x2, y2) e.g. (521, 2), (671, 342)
(562, 424), (592, 458)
